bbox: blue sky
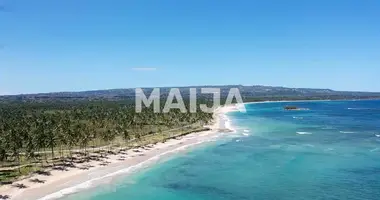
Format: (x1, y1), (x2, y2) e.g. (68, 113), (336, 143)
(1, 0), (379, 94)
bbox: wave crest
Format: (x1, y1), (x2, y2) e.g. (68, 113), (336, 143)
(339, 131), (356, 134)
(297, 132), (312, 135)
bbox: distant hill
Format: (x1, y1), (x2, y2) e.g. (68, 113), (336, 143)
(1, 85), (380, 102)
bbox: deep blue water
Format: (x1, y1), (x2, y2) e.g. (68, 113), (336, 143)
(63, 100), (380, 200)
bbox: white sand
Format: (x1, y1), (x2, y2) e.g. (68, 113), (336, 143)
(0, 105), (239, 200)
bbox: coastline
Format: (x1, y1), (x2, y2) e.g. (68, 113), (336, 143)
(0, 105), (238, 200)
(242, 98), (380, 106)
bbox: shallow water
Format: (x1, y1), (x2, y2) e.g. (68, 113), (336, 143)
(62, 100), (380, 200)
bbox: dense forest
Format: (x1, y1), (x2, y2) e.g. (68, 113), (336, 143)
(0, 99), (213, 184)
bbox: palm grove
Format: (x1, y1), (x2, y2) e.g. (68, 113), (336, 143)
(0, 99), (213, 183)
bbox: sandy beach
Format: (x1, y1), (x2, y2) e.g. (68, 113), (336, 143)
(0, 105), (239, 200)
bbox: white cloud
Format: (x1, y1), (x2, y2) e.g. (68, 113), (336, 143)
(131, 67), (157, 71)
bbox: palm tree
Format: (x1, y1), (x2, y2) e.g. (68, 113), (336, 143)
(0, 97), (215, 180)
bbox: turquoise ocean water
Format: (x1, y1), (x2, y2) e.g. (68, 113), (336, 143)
(62, 100), (380, 200)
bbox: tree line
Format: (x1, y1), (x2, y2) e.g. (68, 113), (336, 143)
(0, 99), (213, 173)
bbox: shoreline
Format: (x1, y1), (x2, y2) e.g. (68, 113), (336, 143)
(243, 98), (380, 105)
(0, 105), (238, 200)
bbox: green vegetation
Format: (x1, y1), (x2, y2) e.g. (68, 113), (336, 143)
(0, 99), (213, 184)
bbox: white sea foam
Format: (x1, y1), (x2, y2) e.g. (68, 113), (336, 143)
(220, 113), (237, 134)
(211, 135), (221, 139)
(226, 134), (241, 138)
(339, 131), (356, 134)
(325, 148), (334, 151)
(242, 133), (249, 136)
(37, 140), (212, 200)
(296, 132), (312, 135)
(243, 129), (250, 133)
(347, 108), (374, 110)
(293, 116), (304, 119)
(375, 134), (380, 138)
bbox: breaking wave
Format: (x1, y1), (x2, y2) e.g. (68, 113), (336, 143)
(296, 132), (312, 135)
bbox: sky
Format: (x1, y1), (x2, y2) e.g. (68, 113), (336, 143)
(1, 0), (379, 95)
